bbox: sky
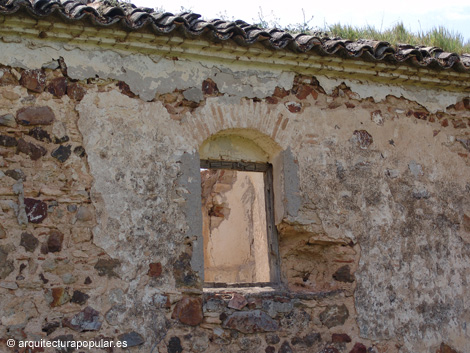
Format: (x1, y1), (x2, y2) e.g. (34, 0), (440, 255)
(131, 0), (470, 42)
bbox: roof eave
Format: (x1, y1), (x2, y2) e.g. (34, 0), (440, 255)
(1, 13), (469, 93)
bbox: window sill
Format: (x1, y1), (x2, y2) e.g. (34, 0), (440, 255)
(203, 285), (344, 300)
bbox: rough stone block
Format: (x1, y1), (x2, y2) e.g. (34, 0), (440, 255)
(28, 127), (52, 143)
(172, 296), (203, 326)
(94, 258), (120, 278)
(20, 232), (39, 252)
(47, 230), (64, 253)
(119, 331), (145, 347)
(352, 130), (373, 149)
(228, 293), (247, 310)
(17, 106), (54, 126)
(48, 287), (70, 307)
(63, 306), (102, 332)
(349, 342), (367, 353)
(51, 145), (72, 163)
(332, 265), (355, 283)
(222, 310), (278, 333)
(167, 336), (183, 353)
(319, 304), (349, 328)
(16, 138), (47, 160)
(20, 69), (46, 92)
(5, 169), (25, 181)
(0, 134), (17, 147)
(0, 114), (17, 127)
(47, 77), (67, 97)
(24, 198), (48, 223)
(67, 83), (86, 101)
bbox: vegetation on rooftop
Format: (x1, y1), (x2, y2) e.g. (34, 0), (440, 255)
(119, 2), (470, 54)
(328, 23), (470, 54)
(236, 8), (470, 55)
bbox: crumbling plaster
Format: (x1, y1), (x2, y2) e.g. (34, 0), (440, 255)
(0, 39), (295, 102)
(0, 36), (467, 112)
(76, 82), (470, 352)
(1, 29), (469, 353)
(315, 76), (466, 114)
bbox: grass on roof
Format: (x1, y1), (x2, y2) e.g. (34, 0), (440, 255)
(124, 3), (470, 54)
(248, 8), (470, 54)
(328, 23), (470, 55)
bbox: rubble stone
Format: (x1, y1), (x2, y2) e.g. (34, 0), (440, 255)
(168, 336), (183, 353)
(28, 127), (52, 142)
(20, 232), (39, 252)
(47, 230), (64, 253)
(222, 310), (278, 333)
(16, 106), (54, 125)
(67, 82), (86, 101)
(118, 331), (145, 347)
(352, 130), (373, 149)
(16, 138), (47, 160)
(0, 134), (17, 147)
(228, 293), (248, 310)
(94, 258), (120, 278)
(0, 113), (17, 127)
(20, 69), (46, 92)
(47, 77), (67, 97)
(349, 343), (367, 353)
(172, 296), (203, 326)
(332, 265), (355, 283)
(24, 198), (48, 223)
(48, 287), (70, 307)
(63, 306), (102, 331)
(319, 305), (349, 328)
(51, 145), (72, 162)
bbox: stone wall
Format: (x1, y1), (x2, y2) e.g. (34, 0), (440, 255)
(0, 42), (469, 353)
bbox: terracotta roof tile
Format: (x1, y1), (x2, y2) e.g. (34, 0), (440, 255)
(1, 0), (469, 73)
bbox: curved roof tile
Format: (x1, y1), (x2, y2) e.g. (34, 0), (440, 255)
(1, 0), (469, 73)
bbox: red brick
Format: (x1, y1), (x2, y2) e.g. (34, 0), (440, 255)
(266, 96), (278, 104)
(273, 86), (289, 98)
(285, 102), (302, 113)
(148, 262), (162, 277)
(295, 84), (314, 100)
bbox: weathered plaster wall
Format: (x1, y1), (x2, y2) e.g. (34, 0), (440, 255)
(0, 33), (469, 353)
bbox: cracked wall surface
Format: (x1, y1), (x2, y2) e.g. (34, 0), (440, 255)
(0, 33), (469, 353)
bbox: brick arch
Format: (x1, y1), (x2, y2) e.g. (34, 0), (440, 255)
(199, 128), (283, 163)
(180, 99), (295, 153)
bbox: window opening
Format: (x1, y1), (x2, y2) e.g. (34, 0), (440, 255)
(200, 160), (279, 287)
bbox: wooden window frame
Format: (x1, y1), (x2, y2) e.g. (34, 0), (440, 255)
(201, 159), (281, 288)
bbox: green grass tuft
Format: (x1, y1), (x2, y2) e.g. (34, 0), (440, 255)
(326, 22), (470, 54)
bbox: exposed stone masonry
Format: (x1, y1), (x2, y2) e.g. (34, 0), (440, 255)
(0, 57), (469, 353)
